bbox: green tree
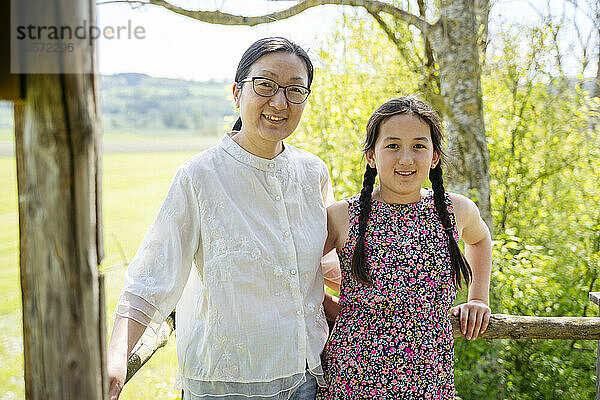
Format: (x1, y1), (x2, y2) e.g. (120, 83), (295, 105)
(483, 21), (600, 398)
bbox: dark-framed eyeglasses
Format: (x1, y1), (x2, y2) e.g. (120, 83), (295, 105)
(238, 77), (311, 104)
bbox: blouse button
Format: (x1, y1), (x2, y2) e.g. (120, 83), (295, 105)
(296, 310), (302, 316)
(290, 269), (297, 275)
(275, 195), (281, 201)
(283, 231), (290, 237)
(268, 162), (275, 168)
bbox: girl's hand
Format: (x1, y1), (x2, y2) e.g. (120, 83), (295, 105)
(450, 300), (491, 340)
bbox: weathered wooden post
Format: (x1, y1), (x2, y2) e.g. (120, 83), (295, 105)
(589, 292), (600, 400)
(2, 0), (106, 398)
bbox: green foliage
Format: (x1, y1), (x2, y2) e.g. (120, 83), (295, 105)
(483, 23), (600, 399)
(290, 15), (421, 199)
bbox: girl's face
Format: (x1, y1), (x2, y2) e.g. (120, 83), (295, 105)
(233, 52), (309, 147)
(366, 113), (440, 204)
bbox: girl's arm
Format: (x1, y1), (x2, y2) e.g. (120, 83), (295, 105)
(322, 200), (349, 293)
(449, 193), (492, 340)
(321, 200), (350, 320)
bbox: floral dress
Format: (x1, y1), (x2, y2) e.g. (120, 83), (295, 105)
(318, 190), (458, 399)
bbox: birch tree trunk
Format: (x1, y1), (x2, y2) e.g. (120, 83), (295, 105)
(430, 0), (492, 231)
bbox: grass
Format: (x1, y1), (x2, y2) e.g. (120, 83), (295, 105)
(0, 140), (218, 399)
(0, 128), (13, 143)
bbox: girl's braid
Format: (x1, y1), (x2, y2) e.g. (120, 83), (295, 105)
(429, 163), (472, 288)
(351, 165), (378, 286)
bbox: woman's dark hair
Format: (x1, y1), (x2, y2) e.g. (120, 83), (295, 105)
(351, 96), (472, 289)
(232, 37), (314, 132)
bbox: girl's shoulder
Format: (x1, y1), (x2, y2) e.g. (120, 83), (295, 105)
(327, 199), (350, 220)
(326, 199), (351, 251)
(446, 192), (488, 242)
(178, 145), (222, 180)
(447, 192), (480, 220)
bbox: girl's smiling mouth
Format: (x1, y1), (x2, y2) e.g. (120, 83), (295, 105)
(395, 170), (416, 176)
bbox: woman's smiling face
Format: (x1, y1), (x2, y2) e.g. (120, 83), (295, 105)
(366, 113), (440, 204)
(233, 52), (309, 148)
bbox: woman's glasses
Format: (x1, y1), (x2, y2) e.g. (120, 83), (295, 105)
(238, 77), (310, 104)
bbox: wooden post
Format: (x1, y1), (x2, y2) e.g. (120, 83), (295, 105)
(10, 0), (106, 398)
(589, 292), (600, 400)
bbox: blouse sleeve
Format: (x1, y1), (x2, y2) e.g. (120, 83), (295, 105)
(319, 160), (341, 285)
(320, 161), (335, 207)
(114, 165), (201, 334)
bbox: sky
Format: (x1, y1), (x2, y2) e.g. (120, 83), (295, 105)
(96, 0), (351, 81)
(95, 0), (596, 82)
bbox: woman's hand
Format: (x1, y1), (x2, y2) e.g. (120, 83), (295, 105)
(107, 315), (147, 399)
(107, 359), (127, 400)
(107, 321), (129, 400)
(450, 300), (491, 340)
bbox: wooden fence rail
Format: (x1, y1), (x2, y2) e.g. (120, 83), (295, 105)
(124, 313), (600, 381)
(124, 292), (600, 399)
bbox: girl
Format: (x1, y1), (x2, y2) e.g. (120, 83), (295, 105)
(107, 37), (335, 400)
(318, 97), (492, 399)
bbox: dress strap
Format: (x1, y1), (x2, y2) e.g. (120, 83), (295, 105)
(344, 193), (361, 214)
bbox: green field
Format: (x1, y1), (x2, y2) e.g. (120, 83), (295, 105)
(0, 127), (13, 143)
(0, 144), (219, 399)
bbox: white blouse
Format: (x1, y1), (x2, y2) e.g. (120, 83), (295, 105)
(115, 133), (334, 399)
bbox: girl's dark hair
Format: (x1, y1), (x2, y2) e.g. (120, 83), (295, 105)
(351, 96), (472, 289)
(232, 37), (314, 132)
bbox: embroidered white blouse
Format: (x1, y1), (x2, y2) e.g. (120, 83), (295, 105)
(115, 133), (334, 398)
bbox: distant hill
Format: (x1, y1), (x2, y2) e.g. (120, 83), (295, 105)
(0, 73), (237, 136)
(101, 73), (235, 135)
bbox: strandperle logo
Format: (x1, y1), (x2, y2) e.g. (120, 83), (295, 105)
(15, 19), (146, 40)
(10, 0), (147, 74)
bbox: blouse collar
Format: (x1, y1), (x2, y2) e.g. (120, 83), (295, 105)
(219, 132), (289, 172)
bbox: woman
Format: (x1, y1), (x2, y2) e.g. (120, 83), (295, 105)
(107, 37), (334, 400)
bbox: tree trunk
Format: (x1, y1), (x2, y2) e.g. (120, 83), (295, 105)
(594, 25), (600, 99)
(14, 0), (106, 398)
(430, 0), (492, 233)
